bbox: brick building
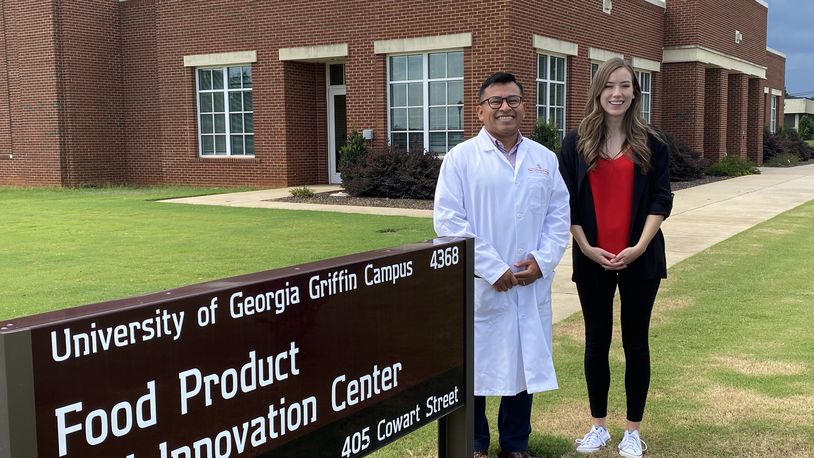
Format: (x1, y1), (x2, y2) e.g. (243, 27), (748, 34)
(0, 0), (785, 187)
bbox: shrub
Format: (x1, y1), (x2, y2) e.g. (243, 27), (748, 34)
(763, 127), (784, 161)
(340, 145), (440, 199)
(533, 120), (561, 152)
(338, 131), (368, 172)
(763, 151), (800, 167)
(657, 130), (706, 181)
(764, 127), (813, 162)
(799, 114), (814, 141)
(706, 156), (760, 176)
(289, 186), (314, 198)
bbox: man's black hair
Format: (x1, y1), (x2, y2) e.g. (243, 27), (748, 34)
(479, 72), (524, 99)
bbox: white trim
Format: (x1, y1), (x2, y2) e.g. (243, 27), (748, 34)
(784, 98), (814, 115)
(662, 45), (766, 78)
(588, 47), (623, 62)
(533, 35), (578, 57)
(771, 88), (783, 97)
(184, 51), (256, 67)
(643, 0), (666, 7)
(278, 44), (348, 62)
(754, 0), (768, 8)
(327, 83), (346, 184)
(632, 57), (661, 72)
(764, 87), (769, 94)
(373, 33), (471, 54)
(766, 47), (787, 58)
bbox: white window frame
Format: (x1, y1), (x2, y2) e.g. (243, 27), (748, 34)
(536, 52), (567, 138)
(387, 51), (464, 153)
(770, 95), (778, 133)
(634, 70), (652, 124)
(195, 64), (254, 157)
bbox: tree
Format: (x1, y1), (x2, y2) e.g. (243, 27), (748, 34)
(798, 114), (814, 141)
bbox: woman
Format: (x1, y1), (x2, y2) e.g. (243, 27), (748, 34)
(558, 57), (672, 458)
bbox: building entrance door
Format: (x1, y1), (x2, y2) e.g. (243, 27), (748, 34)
(327, 64), (346, 184)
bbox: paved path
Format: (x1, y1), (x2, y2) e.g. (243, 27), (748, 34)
(164, 163), (814, 323)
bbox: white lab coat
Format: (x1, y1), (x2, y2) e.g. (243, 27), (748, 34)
(434, 128), (571, 396)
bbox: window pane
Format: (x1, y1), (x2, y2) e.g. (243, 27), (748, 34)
(408, 133), (424, 151)
(429, 132), (446, 153)
(228, 67), (242, 89)
(231, 135), (245, 155)
(447, 52), (463, 78)
(214, 114), (225, 133)
(537, 106), (545, 119)
(550, 58), (558, 82)
(202, 135), (214, 154)
(448, 81), (463, 105)
(198, 70), (212, 91)
(553, 84), (564, 106)
(553, 57), (565, 81)
(448, 106), (462, 130)
(243, 92), (252, 111)
(429, 81), (446, 105)
(429, 53), (446, 79)
(201, 114), (213, 134)
(537, 55), (547, 79)
(391, 108), (407, 130)
(391, 84), (407, 107)
(555, 108), (564, 129)
(245, 135), (255, 155)
(230, 114), (243, 133)
(213, 93), (224, 112)
(212, 69), (224, 90)
(429, 107), (446, 130)
(407, 55), (422, 80)
(537, 82), (546, 106)
(391, 132), (407, 149)
(244, 113), (253, 133)
(200, 93), (213, 113)
(229, 92), (243, 112)
(390, 56), (407, 81)
(242, 66), (252, 88)
(215, 135), (226, 154)
(408, 108), (423, 131)
(329, 64), (344, 86)
(448, 131), (464, 149)
(643, 94), (650, 112)
(407, 82), (422, 106)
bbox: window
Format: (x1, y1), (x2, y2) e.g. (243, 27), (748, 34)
(536, 53), (566, 138)
(770, 95), (778, 133)
(635, 70), (651, 123)
(388, 51), (464, 153)
(196, 65), (253, 156)
(590, 62), (599, 81)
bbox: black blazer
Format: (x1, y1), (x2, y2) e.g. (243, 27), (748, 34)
(558, 129), (673, 283)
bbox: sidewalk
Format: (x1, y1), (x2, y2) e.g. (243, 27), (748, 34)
(164, 163), (814, 323)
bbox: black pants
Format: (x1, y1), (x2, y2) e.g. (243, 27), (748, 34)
(576, 271), (660, 422)
(473, 391), (533, 452)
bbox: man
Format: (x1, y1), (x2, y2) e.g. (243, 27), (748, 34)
(433, 72), (570, 458)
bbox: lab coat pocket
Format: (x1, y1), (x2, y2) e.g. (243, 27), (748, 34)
(526, 175), (550, 214)
(474, 278), (511, 320)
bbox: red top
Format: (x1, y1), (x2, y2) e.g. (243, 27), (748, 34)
(588, 147), (634, 256)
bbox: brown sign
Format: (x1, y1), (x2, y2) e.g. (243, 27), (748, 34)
(0, 238), (473, 457)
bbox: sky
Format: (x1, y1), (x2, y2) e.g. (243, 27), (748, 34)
(766, 0), (814, 97)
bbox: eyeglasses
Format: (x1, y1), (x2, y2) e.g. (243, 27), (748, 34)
(479, 95), (523, 109)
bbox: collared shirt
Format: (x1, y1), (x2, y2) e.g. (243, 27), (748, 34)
(485, 130), (524, 168)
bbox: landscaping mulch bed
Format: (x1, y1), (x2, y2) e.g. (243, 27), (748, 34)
(276, 176), (731, 210)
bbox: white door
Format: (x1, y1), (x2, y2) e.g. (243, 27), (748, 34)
(327, 64), (346, 184)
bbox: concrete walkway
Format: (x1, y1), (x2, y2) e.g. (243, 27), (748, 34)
(164, 163), (814, 323)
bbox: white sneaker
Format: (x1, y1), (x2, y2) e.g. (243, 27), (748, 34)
(575, 425), (612, 454)
(618, 430), (648, 458)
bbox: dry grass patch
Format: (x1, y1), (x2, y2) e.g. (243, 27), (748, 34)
(714, 355), (809, 376)
(696, 383), (814, 425)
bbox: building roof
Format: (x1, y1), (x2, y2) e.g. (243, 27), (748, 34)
(784, 98), (814, 115)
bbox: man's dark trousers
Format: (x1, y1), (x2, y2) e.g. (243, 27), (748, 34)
(473, 391), (533, 452)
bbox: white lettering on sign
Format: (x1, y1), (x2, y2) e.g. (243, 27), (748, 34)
(425, 385), (460, 417)
(363, 261), (413, 286)
(376, 404), (421, 441)
(229, 283), (300, 319)
(178, 342), (301, 415)
(55, 381), (157, 457)
(50, 309), (185, 362)
(331, 362), (403, 412)
(308, 268), (358, 299)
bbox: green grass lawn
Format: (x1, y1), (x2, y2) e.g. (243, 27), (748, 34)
(0, 186), (435, 318)
(807, 139), (814, 147)
(3, 187), (812, 457)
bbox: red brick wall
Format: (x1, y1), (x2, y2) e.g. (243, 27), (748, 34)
(765, 50), (785, 130)
(56, 0), (126, 186)
(662, 62), (707, 154)
(666, 0), (767, 67)
(747, 77), (764, 163)
(704, 68), (728, 160)
(726, 72), (748, 157)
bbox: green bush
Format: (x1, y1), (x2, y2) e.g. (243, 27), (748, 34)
(289, 186), (314, 198)
(341, 145), (440, 199)
(798, 114), (814, 141)
(338, 131), (368, 172)
(657, 129), (707, 181)
(533, 120), (561, 152)
(706, 156), (760, 176)
(763, 151), (800, 167)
